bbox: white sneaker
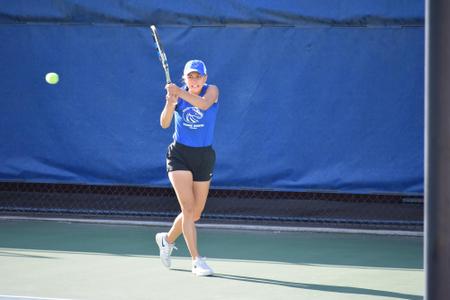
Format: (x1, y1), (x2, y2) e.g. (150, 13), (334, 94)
(155, 232), (176, 268)
(192, 257), (214, 276)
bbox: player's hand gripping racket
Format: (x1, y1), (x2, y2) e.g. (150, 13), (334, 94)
(150, 25), (172, 84)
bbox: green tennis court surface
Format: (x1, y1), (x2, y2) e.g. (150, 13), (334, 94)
(0, 219), (423, 300)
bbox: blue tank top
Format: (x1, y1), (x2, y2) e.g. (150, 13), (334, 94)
(173, 84), (218, 147)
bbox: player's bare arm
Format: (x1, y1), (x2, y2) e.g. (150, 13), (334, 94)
(166, 83), (219, 111)
(160, 93), (178, 128)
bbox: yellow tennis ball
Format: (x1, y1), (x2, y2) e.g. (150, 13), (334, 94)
(45, 72), (59, 84)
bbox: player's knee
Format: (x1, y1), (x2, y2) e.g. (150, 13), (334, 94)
(182, 207), (195, 220)
(193, 206), (205, 222)
(194, 213), (202, 222)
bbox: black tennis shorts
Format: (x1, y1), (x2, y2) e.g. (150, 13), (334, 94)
(166, 142), (216, 181)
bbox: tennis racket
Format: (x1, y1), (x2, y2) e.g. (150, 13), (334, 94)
(150, 25), (172, 84)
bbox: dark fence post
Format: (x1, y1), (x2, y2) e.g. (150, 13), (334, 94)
(425, 0), (450, 299)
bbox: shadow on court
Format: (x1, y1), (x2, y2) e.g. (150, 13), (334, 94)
(171, 268), (421, 300)
(0, 250), (56, 259)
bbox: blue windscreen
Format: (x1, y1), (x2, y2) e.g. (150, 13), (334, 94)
(0, 1), (424, 194)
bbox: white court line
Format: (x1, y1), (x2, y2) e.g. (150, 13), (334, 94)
(0, 295), (73, 300)
(0, 215), (423, 236)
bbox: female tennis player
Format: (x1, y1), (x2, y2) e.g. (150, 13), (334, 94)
(156, 59), (219, 276)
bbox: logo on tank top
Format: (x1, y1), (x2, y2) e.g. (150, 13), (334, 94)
(182, 107), (204, 129)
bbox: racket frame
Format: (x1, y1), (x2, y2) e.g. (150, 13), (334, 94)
(150, 25), (172, 84)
